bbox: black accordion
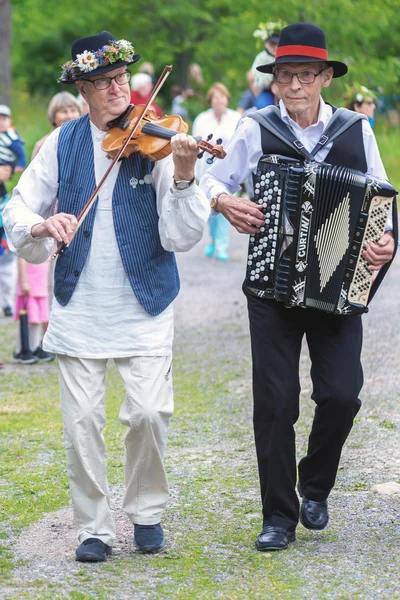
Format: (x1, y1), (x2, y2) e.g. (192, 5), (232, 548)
(245, 155), (396, 315)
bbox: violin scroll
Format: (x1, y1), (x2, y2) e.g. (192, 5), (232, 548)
(196, 134), (227, 165)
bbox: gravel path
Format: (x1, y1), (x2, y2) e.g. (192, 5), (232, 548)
(2, 229), (400, 599)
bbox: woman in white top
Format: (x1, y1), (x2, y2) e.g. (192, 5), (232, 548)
(192, 83), (240, 261)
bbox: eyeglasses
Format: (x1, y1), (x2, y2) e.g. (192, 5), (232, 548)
(274, 69), (325, 84)
(83, 71), (131, 90)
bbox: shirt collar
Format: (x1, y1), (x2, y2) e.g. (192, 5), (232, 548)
(279, 97), (332, 131)
(90, 119), (106, 141)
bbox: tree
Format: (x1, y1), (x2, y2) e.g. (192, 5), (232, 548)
(0, 0), (11, 104)
(9, 0), (400, 108)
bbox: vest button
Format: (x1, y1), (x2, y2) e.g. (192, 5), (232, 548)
(83, 230), (90, 237)
(74, 270), (80, 277)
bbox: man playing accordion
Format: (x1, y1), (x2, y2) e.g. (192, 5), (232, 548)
(200, 22), (397, 551)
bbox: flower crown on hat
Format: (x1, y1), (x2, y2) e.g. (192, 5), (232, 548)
(253, 20), (286, 48)
(59, 39), (135, 83)
(344, 83), (378, 105)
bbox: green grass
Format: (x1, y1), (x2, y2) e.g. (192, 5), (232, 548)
(1, 314), (400, 599)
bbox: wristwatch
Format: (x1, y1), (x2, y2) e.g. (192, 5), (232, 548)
(173, 177), (195, 190)
(210, 192), (225, 212)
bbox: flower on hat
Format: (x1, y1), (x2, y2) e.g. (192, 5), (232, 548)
(59, 39), (135, 82)
(344, 82), (378, 105)
(76, 50), (99, 72)
(253, 20), (286, 48)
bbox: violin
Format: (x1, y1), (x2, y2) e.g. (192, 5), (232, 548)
(102, 104), (226, 163)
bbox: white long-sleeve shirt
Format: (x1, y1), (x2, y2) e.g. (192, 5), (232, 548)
(3, 122), (210, 358)
(202, 98), (388, 193)
(192, 108), (241, 182)
(201, 98), (392, 230)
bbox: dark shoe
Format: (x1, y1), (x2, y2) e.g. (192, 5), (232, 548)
(13, 350), (38, 365)
(3, 306), (13, 317)
(134, 523), (165, 553)
(33, 347), (55, 363)
(75, 538), (112, 562)
(255, 525), (296, 551)
(300, 497), (329, 530)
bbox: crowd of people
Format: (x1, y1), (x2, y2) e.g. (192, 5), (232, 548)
(0, 22), (397, 562)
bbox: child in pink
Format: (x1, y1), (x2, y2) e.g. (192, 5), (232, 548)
(14, 258), (54, 364)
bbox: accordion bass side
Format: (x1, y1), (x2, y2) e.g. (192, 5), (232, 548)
(246, 155), (396, 315)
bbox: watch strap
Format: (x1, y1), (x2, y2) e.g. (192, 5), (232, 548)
(173, 176), (195, 186)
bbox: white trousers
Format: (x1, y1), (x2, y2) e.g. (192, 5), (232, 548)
(57, 354), (173, 546)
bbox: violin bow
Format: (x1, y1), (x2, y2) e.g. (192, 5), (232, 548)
(54, 65), (173, 257)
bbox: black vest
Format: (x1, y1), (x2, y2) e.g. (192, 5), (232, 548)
(258, 118), (367, 173)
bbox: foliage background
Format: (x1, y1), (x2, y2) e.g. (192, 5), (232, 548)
(10, 0), (400, 106)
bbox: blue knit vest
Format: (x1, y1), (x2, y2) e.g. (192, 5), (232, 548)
(54, 115), (180, 316)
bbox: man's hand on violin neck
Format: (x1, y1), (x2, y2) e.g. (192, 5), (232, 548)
(171, 133), (197, 181)
(217, 194), (265, 234)
(31, 213), (78, 244)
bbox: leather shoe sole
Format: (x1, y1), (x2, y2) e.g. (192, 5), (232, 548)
(76, 538), (112, 562)
(256, 525), (296, 551)
(300, 497), (329, 530)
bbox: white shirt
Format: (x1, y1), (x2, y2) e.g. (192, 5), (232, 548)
(3, 122), (210, 358)
(192, 108), (241, 182)
(201, 98), (392, 229)
(201, 98), (388, 196)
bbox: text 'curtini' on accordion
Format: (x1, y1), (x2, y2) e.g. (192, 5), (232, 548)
(245, 155), (397, 315)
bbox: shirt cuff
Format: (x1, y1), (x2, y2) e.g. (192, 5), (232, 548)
(169, 184), (198, 198)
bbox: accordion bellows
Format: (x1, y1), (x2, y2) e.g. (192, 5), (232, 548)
(246, 155), (396, 315)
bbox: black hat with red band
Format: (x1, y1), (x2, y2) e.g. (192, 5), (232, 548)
(256, 22), (348, 78)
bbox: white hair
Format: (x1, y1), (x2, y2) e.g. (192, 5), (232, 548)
(130, 72), (153, 91)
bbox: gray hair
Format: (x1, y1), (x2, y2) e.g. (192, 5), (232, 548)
(130, 72), (153, 91)
(47, 92), (81, 126)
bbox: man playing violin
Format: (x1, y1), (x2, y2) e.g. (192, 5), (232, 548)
(3, 31), (209, 561)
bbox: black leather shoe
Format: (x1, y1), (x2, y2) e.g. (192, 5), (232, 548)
(75, 538), (112, 562)
(255, 525), (296, 551)
(134, 523), (165, 553)
(300, 497), (329, 530)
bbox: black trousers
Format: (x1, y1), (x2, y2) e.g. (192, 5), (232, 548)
(245, 290), (363, 530)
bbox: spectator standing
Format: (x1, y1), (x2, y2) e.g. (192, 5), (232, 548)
(237, 71), (259, 115)
(170, 85), (194, 120)
(192, 83), (241, 261)
(32, 92), (82, 158)
(13, 257), (54, 364)
(0, 230), (16, 317)
(344, 83), (378, 129)
(251, 21), (285, 109)
(0, 106), (22, 320)
(0, 164), (12, 369)
(130, 72), (163, 117)
(138, 61), (157, 86)
(0, 105), (26, 174)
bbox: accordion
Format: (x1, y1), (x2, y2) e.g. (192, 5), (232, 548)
(245, 155), (396, 315)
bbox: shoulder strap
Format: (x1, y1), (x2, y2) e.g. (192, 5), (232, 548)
(247, 105), (367, 161)
(247, 106), (313, 161)
(309, 107), (367, 157)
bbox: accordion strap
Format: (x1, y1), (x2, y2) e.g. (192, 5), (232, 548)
(247, 105), (367, 161)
